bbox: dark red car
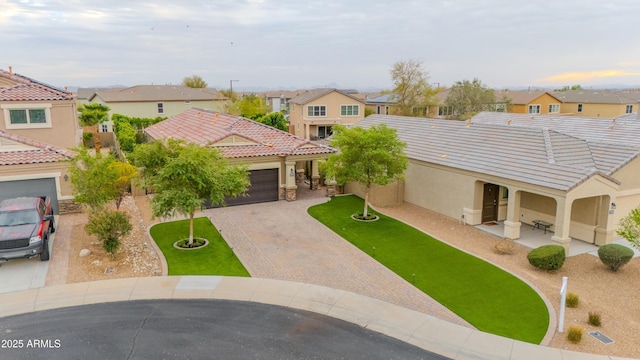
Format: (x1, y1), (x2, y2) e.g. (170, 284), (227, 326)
(0, 196), (55, 261)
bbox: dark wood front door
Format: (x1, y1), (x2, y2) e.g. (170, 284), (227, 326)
(482, 183), (500, 223)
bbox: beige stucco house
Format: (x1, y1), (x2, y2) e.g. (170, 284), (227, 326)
(494, 90), (563, 115)
(0, 68), (80, 214)
(144, 108), (336, 203)
(288, 89), (366, 140)
(352, 113), (640, 249)
(551, 89), (638, 118)
(80, 85), (228, 132)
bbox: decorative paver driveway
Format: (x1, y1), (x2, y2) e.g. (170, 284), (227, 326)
(204, 191), (472, 328)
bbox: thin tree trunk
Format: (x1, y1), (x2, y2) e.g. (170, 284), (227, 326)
(189, 212), (194, 246)
(94, 125), (102, 156)
(363, 187), (370, 217)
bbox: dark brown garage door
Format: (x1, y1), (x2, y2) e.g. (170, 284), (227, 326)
(206, 168), (279, 208)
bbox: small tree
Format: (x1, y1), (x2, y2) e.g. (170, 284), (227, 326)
(389, 59), (438, 117)
(131, 139), (250, 246)
(182, 75), (207, 88)
(617, 206), (640, 250)
(85, 210), (132, 258)
(322, 124), (408, 218)
(70, 148), (137, 211)
(228, 93), (270, 120)
(444, 78), (496, 120)
(78, 103), (110, 155)
(257, 112), (288, 131)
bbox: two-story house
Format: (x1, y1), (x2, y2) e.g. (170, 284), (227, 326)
(80, 85), (229, 132)
(288, 89), (366, 140)
(0, 67), (80, 214)
(494, 90), (563, 115)
(261, 90), (306, 114)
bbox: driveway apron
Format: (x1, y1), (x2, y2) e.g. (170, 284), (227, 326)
(205, 193), (472, 328)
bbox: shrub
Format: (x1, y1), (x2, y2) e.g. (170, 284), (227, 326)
(494, 239), (515, 255)
(598, 244), (634, 271)
(85, 210), (132, 259)
(83, 132), (94, 148)
(566, 292), (579, 308)
(588, 311), (601, 326)
(567, 325), (583, 343)
(527, 245), (565, 270)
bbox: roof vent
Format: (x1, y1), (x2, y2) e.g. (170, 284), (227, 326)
(507, 119), (512, 126)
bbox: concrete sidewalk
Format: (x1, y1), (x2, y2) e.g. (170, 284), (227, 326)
(0, 276), (632, 360)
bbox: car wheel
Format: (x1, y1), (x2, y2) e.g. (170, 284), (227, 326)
(40, 236), (50, 261)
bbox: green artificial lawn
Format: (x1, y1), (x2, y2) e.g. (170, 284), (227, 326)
(150, 217), (250, 277)
(308, 195), (549, 344)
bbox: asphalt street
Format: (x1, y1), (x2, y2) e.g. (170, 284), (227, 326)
(0, 299), (450, 360)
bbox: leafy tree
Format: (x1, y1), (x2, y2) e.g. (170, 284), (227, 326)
(182, 75), (208, 88)
(617, 206), (640, 250)
(219, 89), (238, 102)
(559, 85), (583, 91)
(321, 124), (408, 218)
(131, 139), (250, 245)
(78, 103), (110, 155)
(444, 78), (496, 120)
(228, 93), (270, 120)
(85, 210), (132, 259)
(70, 148), (136, 211)
(256, 112), (288, 131)
(389, 59), (438, 117)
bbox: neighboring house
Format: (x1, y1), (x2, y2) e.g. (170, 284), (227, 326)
(365, 94), (397, 115)
(551, 89), (639, 118)
(494, 90), (563, 115)
(81, 85), (228, 132)
(288, 89), (366, 140)
(0, 68), (80, 214)
(144, 108), (336, 203)
(260, 90), (306, 113)
(351, 113), (640, 249)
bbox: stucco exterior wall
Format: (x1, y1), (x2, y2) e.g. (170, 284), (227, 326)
(0, 161), (73, 199)
(509, 94), (562, 115)
(559, 102), (631, 118)
(609, 156), (640, 227)
(344, 181), (404, 208)
(0, 99), (80, 149)
(290, 92), (365, 139)
(93, 99), (227, 119)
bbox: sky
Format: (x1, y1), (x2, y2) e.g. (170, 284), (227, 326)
(2, 0), (640, 91)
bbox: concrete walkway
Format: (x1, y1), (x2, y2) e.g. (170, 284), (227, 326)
(0, 276), (633, 360)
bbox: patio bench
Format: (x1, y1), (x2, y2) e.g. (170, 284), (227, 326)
(532, 220), (552, 234)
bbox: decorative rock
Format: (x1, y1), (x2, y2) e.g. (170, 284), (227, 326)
(79, 249), (91, 257)
(91, 260), (102, 266)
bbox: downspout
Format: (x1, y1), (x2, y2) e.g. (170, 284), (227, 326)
(593, 196), (602, 244)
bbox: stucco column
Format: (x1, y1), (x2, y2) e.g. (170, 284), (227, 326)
(311, 160), (320, 190)
(295, 161), (305, 183)
(504, 189), (522, 240)
(552, 196), (572, 251)
(594, 195), (615, 246)
(304, 123), (310, 140)
(285, 161), (297, 201)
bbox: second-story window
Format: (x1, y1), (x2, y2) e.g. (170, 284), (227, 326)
(307, 105), (326, 117)
(548, 104), (560, 113)
(157, 102), (164, 114)
(102, 124), (109, 133)
(626, 104), (633, 114)
(577, 103), (583, 113)
(340, 105), (359, 116)
(2, 104), (52, 129)
(528, 105), (541, 114)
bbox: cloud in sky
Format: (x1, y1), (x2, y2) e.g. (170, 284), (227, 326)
(1, 0), (639, 90)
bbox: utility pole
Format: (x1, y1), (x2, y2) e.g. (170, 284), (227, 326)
(230, 80), (239, 96)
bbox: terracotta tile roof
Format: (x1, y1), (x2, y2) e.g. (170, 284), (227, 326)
(0, 130), (75, 166)
(0, 69), (74, 101)
(92, 85), (227, 102)
(145, 108), (336, 158)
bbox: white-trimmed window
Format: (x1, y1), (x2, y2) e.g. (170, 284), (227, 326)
(2, 103), (52, 129)
(548, 104), (560, 113)
(340, 105), (359, 116)
(577, 103), (583, 113)
(626, 104), (633, 114)
(307, 105), (326, 117)
(438, 106), (453, 116)
(101, 124), (109, 133)
(157, 102), (164, 114)
(528, 104), (541, 114)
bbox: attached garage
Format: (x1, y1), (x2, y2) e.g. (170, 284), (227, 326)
(206, 168), (279, 208)
(0, 178), (59, 214)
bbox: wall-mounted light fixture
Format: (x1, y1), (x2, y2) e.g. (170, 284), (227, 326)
(611, 203), (616, 209)
(289, 168), (294, 177)
(64, 174), (69, 181)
